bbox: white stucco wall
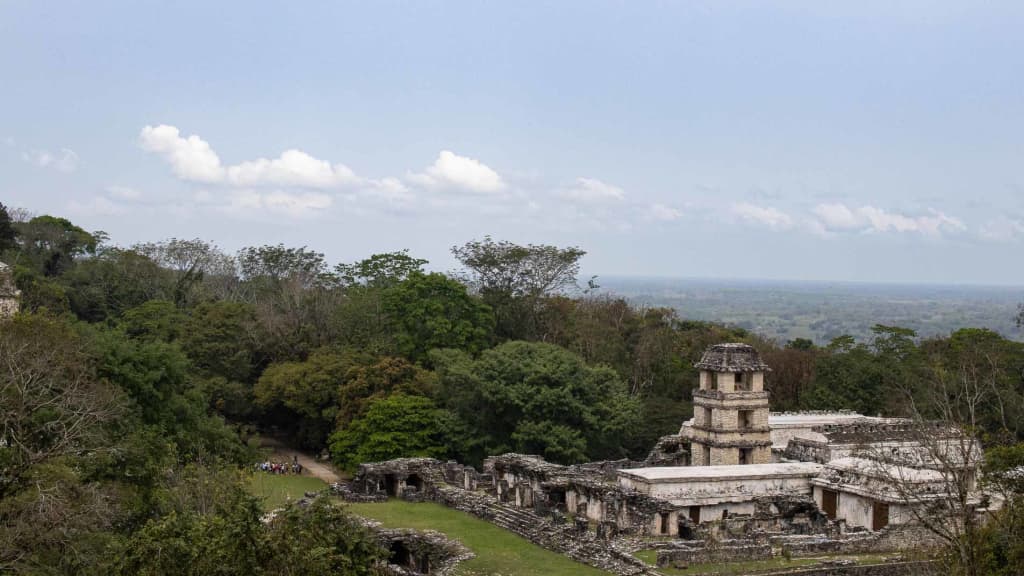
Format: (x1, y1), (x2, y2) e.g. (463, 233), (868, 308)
(618, 464), (821, 507)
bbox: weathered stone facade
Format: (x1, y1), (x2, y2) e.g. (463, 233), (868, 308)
(683, 343), (773, 466)
(339, 343), (976, 574)
(0, 262), (19, 318)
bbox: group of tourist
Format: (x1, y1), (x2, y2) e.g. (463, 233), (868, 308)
(257, 457), (303, 475)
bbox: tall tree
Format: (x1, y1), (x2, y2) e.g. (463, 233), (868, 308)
(15, 215), (99, 276)
(329, 393), (457, 472)
(133, 238), (236, 307)
(452, 237), (586, 340)
(431, 341), (640, 465)
(382, 271), (494, 362)
(0, 202), (16, 254)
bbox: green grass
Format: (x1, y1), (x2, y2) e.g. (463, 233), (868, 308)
(247, 473), (328, 510)
(346, 500), (610, 576)
(633, 549), (891, 575)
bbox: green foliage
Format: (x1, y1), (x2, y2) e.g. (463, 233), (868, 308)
(0, 201), (16, 253)
(112, 482), (384, 576)
(63, 248), (170, 322)
(15, 214), (99, 276)
(121, 300), (187, 342)
(382, 271), (494, 361)
(432, 341), (641, 465)
(255, 349), (371, 448)
(181, 301), (258, 382)
(452, 236), (586, 339)
(0, 315), (125, 573)
(335, 249), (428, 288)
(87, 324), (251, 464)
(330, 393), (456, 472)
(336, 356), (436, 427)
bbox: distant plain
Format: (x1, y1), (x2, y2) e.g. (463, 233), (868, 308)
(599, 277), (1024, 345)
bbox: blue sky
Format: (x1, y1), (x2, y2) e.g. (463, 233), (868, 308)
(2, 1), (1023, 285)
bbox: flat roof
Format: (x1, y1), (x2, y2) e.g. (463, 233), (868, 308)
(619, 463), (822, 483)
(769, 412), (911, 427)
(824, 457), (948, 483)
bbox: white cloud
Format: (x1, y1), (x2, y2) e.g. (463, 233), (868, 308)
(67, 196), (127, 216)
(22, 148), (79, 173)
(559, 177), (625, 202)
(226, 149), (358, 188)
(3, 137), (14, 147)
(731, 202), (794, 230)
(979, 216), (1024, 242)
(139, 125), (224, 183)
(224, 190), (333, 218)
(811, 203), (965, 236)
(361, 177), (415, 209)
(106, 185), (142, 200)
(645, 203), (683, 222)
(408, 150), (504, 193)
(812, 203), (861, 230)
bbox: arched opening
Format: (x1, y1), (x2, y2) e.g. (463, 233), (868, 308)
(405, 473), (423, 491)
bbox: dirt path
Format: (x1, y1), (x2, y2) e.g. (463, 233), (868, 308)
(259, 437), (343, 484)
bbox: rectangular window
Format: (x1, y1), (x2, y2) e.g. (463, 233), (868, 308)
(822, 489), (838, 519)
(739, 448), (752, 465)
(704, 408), (713, 427)
(739, 410), (753, 429)
(872, 502), (889, 531)
(703, 445), (711, 466)
(735, 372), (751, 391)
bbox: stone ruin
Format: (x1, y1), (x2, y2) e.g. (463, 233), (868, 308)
(0, 262), (19, 319)
(334, 343), (968, 574)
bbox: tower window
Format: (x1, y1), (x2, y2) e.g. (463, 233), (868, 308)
(739, 448), (753, 465)
(739, 410), (753, 429)
(735, 372), (751, 391)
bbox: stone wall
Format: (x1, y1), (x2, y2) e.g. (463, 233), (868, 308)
(0, 262), (18, 319)
(757, 561), (938, 576)
(779, 524), (944, 557)
(372, 526), (474, 575)
(656, 542), (772, 568)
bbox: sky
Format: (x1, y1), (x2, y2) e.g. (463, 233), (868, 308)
(1, 1), (1023, 285)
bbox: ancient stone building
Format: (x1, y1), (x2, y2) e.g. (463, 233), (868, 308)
(341, 342), (985, 574)
(0, 262), (19, 318)
(681, 343), (772, 465)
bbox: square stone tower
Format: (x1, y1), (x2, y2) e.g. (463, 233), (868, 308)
(681, 343), (772, 466)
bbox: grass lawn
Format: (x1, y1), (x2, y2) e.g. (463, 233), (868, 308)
(633, 549), (890, 575)
(346, 500), (610, 576)
(247, 473), (328, 510)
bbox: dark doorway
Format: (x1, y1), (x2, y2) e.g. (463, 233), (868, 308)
(679, 521), (695, 540)
(549, 489), (566, 508)
(384, 474), (398, 496)
(872, 502), (889, 531)
(821, 489), (838, 520)
(689, 506), (701, 524)
(659, 512), (670, 535)
(389, 541), (411, 568)
(405, 474), (423, 491)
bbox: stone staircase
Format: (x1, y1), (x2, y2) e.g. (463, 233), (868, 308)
(432, 485), (657, 576)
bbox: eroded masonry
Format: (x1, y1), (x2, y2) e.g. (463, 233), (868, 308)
(340, 343), (986, 575)
(0, 262), (19, 318)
